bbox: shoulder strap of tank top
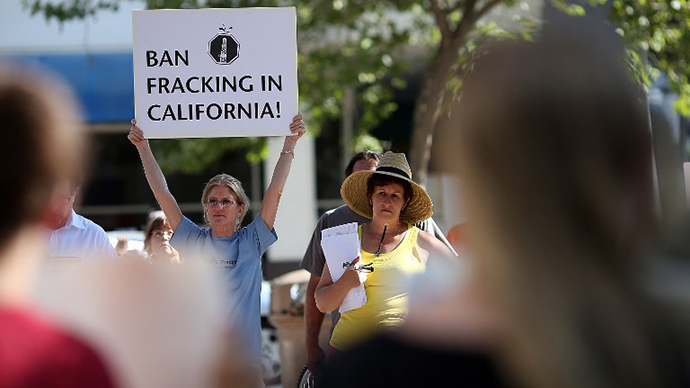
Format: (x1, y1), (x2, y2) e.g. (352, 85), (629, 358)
(408, 225), (420, 246)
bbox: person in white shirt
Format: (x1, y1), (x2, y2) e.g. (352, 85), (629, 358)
(41, 179), (116, 260)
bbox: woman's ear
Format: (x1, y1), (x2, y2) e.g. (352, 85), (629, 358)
(235, 203), (246, 229)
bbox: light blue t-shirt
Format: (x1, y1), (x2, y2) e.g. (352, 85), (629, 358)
(171, 214), (277, 362)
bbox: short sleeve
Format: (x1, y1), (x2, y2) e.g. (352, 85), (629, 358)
(300, 213), (328, 276)
(170, 216), (206, 259)
(243, 213), (278, 256)
(96, 228), (118, 259)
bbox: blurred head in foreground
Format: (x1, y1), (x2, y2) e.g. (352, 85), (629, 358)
(0, 62), (83, 284)
(449, 26), (680, 388)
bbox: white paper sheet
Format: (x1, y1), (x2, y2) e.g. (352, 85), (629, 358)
(320, 222), (366, 313)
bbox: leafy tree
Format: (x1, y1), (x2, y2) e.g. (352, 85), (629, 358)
(607, 0), (690, 115)
(23, 0), (429, 174)
(23, 0), (690, 185)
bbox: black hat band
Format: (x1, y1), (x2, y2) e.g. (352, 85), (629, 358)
(376, 166), (411, 180)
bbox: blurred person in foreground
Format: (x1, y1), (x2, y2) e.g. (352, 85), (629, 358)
(41, 176), (117, 261)
(302, 151), (456, 375)
(315, 152), (454, 354)
(320, 25), (690, 388)
(142, 214), (180, 263)
(0, 63), (116, 387)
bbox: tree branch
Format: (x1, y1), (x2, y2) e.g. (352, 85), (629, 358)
(452, 0), (502, 43)
(452, 0), (477, 41)
(475, 0), (504, 23)
(461, 0), (478, 21)
(429, 0), (452, 47)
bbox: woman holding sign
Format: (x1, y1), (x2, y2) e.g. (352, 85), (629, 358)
(314, 152), (452, 353)
(128, 115), (305, 377)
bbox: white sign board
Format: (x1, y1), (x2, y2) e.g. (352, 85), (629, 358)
(132, 7), (298, 138)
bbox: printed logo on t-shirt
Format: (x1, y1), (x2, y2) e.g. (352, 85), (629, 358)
(216, 259), (238, 269)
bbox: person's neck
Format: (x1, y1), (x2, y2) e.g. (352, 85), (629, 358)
(152, 253), (173, 263)
(211, 224), (236, 238)
(0, 227), (44, 306)
(367, 218), (406, 235)
(52, 209), (73, 231)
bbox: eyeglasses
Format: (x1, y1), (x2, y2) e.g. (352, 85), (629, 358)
(152, 230), (173, 238)
(206, 199), (237, 208)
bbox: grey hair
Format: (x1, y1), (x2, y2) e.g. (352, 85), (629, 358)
(201, 173), (250, 231)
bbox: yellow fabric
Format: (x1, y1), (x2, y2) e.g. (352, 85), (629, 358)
(330, 225), (425, 350)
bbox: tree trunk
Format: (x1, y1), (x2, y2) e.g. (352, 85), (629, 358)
(409, 45), (461, 186)
(409, 6), (486, 185)
(649, 103), (689, 227)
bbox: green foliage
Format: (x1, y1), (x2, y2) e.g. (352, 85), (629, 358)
(549, 0), (690, 116)
(607, 0), (690, 115)
(22, 0), (120, 21)
(551, 0), (587, 16)
(446, 14), (539, 108)
(23, 0), (434, 172)
(24, 0), (690, 174)
(150, 137), (267, 173)
(352, 133), (384, 152)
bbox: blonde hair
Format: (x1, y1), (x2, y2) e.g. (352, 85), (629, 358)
(450, 27), (670, 388)
(201, 174), (250, 231)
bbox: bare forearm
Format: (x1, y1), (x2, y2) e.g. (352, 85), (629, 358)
(137, 144), (169, 195)
(136, 143), (182, 229)
(268, 142), (295, 194)
(315, 278), (353, 313)
(305, 276), (326, 348)
(261, 138), (296, 229)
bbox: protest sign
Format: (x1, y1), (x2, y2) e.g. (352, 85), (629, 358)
(132, 7), (297, 138)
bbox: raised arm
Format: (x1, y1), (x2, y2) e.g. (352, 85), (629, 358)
(260, 115), (305, 230)
(128, 120), (183, 231)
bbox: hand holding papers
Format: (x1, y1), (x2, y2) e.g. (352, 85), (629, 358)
(320, 222), (367, 313)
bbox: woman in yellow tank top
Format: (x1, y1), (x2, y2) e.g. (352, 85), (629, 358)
(315, 152), (453, 351)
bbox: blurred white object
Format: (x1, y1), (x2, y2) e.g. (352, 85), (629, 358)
(107, 230), (145, 253)
(32, 260), (255, 388)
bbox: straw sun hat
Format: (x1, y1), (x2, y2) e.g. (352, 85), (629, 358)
(340, 152), (433, 225)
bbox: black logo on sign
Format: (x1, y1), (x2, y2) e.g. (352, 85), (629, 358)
(208, 24), (240, 65)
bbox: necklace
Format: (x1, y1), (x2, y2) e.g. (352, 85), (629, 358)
(375, 224), (387, 257)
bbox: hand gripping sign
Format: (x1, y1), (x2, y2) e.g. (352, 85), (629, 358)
(132, 7), (298, 138)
